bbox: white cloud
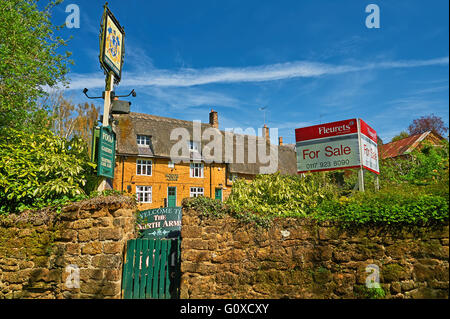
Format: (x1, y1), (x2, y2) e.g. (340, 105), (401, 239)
(64, 56), (449, 91)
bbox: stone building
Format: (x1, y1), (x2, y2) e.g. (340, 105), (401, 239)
(111, 110), (296, 210)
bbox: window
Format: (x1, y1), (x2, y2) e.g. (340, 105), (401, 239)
(136, 186), (152, 203)
(137, 135), (151, 146)
(136, 159), (152, 176)
(190, 187), (204, 198)
(190, 163), (204, 178)
(168, 161), (175, 169)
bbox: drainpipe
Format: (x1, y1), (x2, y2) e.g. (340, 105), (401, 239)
(121, 156), (125, 192)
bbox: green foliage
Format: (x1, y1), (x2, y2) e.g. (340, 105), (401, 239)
(380, 140), (449, 187)
(0, 128), (97, 214)
(0, 0), (72, 133)
(226, 173), (339, 217)
(183, 196), (231, 219)
(354, 285), (386, 299)
(183, 142), (449, 228)
(314, 184), (448, 226)
(390, 131), (409, 142)
(182, 196), (273, 228)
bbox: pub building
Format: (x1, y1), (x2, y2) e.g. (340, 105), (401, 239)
(109, 109), (297, 210)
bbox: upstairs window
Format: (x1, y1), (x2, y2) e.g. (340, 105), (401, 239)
(137, 135), (151, 146)
(136, 159), (152, 176)
(190, 163), (204, 178)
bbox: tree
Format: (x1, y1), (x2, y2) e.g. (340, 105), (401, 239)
(73, 102), (100, 151)
(391, 131), (410, 142)
(408, 114), (449, 137)
(0, 0), (72, 134)
(43, 90), (99, 149)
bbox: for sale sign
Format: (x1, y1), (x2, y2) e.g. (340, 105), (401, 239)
(295, 118), (379, 174)
(359, 119), (379, 174)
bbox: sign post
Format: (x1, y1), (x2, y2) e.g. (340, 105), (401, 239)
(96, 3), (125, 190)
(295, 118), (379, 191)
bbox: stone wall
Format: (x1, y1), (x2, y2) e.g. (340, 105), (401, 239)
(180, 209), (449, 299)
(0, 196), (136, 299)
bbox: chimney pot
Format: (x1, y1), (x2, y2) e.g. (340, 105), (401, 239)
(279, 136), (283, 145)
(209, 109), (219, 129)
(263, 125), (270, 142)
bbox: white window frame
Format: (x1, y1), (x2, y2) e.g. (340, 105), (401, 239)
(136, 186), (152, 203)
(136, 159), (152, 176)
(190, 162), (204, 178)
(190, 187), (204, 198)
(137, 135), (151, 146)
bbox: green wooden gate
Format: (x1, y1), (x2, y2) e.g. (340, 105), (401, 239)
(122, 238), (181, 299)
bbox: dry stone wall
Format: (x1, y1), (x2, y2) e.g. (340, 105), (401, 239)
(180, 209), (449, 299)
(0, 196), (136, 299)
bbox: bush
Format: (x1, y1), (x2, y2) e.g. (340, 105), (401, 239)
(0, 128), (97, 214)
(314, 183), (449, 226)
(226, 172), (339, 217)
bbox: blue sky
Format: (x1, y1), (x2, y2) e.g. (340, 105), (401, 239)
(50, 0), (449, 144)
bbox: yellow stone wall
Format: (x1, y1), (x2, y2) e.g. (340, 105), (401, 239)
(113, 156), (230, 210)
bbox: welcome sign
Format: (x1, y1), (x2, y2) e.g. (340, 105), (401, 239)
(137, 207), (182, 239)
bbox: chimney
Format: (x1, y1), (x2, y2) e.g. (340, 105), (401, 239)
(263, 124), (270, 142)
(278, 136), (283, 145)
(209, 109), (218, 129)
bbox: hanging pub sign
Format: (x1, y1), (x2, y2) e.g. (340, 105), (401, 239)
(99, 4), (125, 82)
(137, 207), (182, 239)
(295, 118), (379, 174)
(97, 125), (116, 178)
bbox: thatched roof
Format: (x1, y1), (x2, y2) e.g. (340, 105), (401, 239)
(113, 112), (297, 175)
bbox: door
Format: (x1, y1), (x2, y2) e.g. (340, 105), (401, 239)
(167, 187), (177, 207)
(215, 188), (222, 201)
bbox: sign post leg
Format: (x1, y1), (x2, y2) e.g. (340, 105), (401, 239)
(358, 168), (365, 192)
(375, 175), (380, 191)
(97, 71), (114, 192)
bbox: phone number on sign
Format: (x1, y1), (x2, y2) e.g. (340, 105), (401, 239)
(305, 159), (350, 170)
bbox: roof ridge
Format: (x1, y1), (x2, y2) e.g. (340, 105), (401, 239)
(129, 112), (213, 127)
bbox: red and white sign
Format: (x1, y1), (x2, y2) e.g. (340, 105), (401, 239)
(295, 118), (379, 174)
(295, 118), (358, 142)
(359, 119), (379, 174)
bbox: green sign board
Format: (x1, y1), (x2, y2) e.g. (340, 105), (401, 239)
(97, 126), (116, 178)
(91, 126), (100, 163)
(137, 207), (182, 239)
